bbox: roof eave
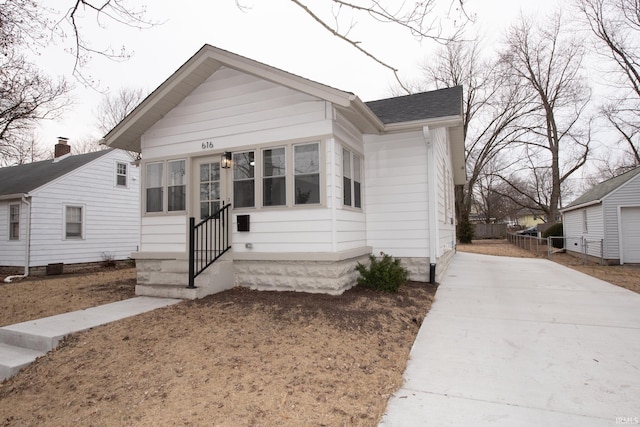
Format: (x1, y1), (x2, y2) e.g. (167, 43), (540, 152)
(560, 199), (602, 213)
(0, 193), (27, 201)
(382, 115), (463, 133)
(103, 45), (357, 152)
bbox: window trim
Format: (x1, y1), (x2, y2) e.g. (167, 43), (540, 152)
(342, 146), (362, 210)
(231, 140), (324, 211)
(143, 158), (187, 215)
(583, 209), (588, 233)
(233, 151), (256, 209)
(64, 205), (85, 240)
(116, 161), (128, 188)
(9, 203), (20, 241)
(262, 146), (287, 207)
(293, 142), (321, 206)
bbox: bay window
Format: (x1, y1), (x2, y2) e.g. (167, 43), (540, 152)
(294, 143), (320, 205)
(342, 148), (362, 209)
(263, 147), (286, 206)
(233, 151), (255, 208)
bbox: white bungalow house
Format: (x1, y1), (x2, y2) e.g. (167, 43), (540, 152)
(561, 167), (640, 264)
(0, 139), (140, 277)
(103, 45), (466, 298)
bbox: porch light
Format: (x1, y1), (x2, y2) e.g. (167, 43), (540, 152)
(221, 151), (232, 169)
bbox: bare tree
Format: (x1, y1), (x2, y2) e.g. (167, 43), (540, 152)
(576, 0), (640, 166)
(0, 1), (155, 85)
(421, 39), (536, 241)
(239, 0), (470, 92)
(95, 87), (147, 134)
(497, 11), (592, 222)
(0, 51), (71, 166)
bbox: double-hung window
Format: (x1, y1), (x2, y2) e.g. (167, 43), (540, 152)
(116, 162), (128, 187)
(65, 206), (83, 239)
(233, 152), (256, 208)
(9, 204), (19, 240)
(342, 148), (362, 209)
(294, 143), (320, 205)
(263, 147), (286, 206)
(145, 159), (186, 213)
(167, 160), (186, 211)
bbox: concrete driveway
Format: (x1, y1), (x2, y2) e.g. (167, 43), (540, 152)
(380, 252), (640, 426)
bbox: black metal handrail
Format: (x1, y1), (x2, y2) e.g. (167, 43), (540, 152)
(188, 203), (231, 288)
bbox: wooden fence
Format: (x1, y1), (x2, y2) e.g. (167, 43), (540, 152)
(474, 223), (507, 239)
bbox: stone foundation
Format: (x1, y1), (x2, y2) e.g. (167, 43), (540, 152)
(398, 257), (431, 283)
(234, 252), (371, 295)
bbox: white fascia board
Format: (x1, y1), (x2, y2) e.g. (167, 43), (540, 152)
(382, 115), (463, 133)
(0, 193), (27, 201)
(560, 199), (602, 213)
(104, 54), (221, 150)
(213, 47), (354, 107)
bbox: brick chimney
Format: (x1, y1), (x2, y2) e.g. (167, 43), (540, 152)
(54, 137), (71, 158)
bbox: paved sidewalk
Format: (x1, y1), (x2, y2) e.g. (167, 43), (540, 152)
(0, 297), (181, 381)
(379, 252), (640, 426)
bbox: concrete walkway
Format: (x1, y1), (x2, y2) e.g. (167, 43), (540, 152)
(379, 252), (640, 426)
(0, 296), (180, 381)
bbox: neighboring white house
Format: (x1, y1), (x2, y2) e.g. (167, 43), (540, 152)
(561, 167), (640, 265)
(103, 44), (466, 298)
(0, 140), (140, 276)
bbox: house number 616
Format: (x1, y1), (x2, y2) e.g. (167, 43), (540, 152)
(201, 141), (215, 150)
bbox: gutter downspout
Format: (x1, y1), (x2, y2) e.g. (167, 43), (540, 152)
(4, 195), (31, 283)
(423, 126), (439, 284)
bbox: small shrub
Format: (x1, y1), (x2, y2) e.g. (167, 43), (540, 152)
(542, 223), (564, 248)
(101, 252), (117, 269)
(356, 252), (409, 293)
(458, 217), (474, 244)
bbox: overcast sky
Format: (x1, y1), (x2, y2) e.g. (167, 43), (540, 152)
(33, 0), (560, 152)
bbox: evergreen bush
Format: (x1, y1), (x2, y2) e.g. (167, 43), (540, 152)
(356, 253), (409, 293)
(542, 222), (564, 248)
(458, 217), (474, 244)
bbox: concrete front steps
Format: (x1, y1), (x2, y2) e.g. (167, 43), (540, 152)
(0, 343), (45, 381)
(135, 259), (234, 300)
(0, 297), (180, 382)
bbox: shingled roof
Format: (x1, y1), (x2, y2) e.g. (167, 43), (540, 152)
(562, 166), (640, 211)
(0, 150), (112, 197)
(365, 86), (463, 124)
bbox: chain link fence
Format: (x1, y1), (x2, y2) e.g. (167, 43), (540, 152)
(507, 233), (604, 265)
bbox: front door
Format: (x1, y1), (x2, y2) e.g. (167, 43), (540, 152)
(192, 156), (231, 261)
(195, 158), (223, 220)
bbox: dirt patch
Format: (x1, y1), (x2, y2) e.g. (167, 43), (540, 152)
(0, 268), (435, 426)
(458, 239), (640, 294)
(0, 267), (136, 327)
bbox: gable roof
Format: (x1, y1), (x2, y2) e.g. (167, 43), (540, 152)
(103, 44), (464, 152)
(562, 166), (640, 212)
(365, 86), (463, 124)
(0, 150), (112, 198)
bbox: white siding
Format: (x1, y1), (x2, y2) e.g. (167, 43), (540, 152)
(603, 174), (640, 260)
(231, 209), (333, 253)
(333, 114), (367, 252)
(434, 128), (456, 257)
(0, 199), (27, 266)
(364, 131), (429, 258)
(141, 67), (332, 160)
(563, 205), (605, 258)
(2, 150), (140, 267)
(139, 67), (336, 254)
(140, 215), (186, 253)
